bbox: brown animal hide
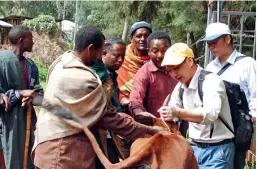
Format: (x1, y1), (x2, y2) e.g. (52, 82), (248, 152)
(42, 100), (198, 169)
(83, 118), (199, 169)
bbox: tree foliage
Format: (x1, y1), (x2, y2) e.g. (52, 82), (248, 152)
(33, 59), (48, 82)
(78, 1), (160, 40)
(25, 32), (69, 68)
(0, 1), (255, 64)
(1, 1), (254, 43)
(23, 15), (58, 37)
(0, 1), (75, 21)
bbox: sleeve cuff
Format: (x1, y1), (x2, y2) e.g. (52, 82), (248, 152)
(195, 107), (207, 124)
(15, 90), (21, 100)
(132, 108), (146, 116)
(120, 97), (130, 106)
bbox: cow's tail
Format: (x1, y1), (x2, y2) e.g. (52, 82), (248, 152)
(83, 127), (155, 169)
(83, 127), (113, 168)
(42, 100), (153, 169)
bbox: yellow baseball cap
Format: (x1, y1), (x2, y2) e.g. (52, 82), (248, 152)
(161, 43), (194, 66)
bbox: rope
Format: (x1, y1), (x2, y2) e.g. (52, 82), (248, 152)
(161, 118), (171, 132)
(247, 150), (256, 157)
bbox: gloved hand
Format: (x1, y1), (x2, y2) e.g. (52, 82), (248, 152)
(158, 105), (180, 122)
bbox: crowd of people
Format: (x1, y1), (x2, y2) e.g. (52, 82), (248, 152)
(0, 21), (255, 169)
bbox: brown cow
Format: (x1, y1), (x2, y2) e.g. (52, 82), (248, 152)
(42, 101), (198, 169)
(83, 118), (199, 169)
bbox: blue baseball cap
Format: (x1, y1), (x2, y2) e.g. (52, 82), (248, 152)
(129, 21), (152, 36)
(200, 22), (231, 42)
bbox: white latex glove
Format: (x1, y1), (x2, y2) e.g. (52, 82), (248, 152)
(158, 105), (180, 122)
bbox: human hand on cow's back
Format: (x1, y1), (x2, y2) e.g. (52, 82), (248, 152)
(135, 111), (156, 125)
(158, 105), (180, 122)
(135, 111), (156, 119)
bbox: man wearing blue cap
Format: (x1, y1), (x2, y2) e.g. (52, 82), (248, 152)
(201, 22), (256, 169)
(117, 21), (152, 108)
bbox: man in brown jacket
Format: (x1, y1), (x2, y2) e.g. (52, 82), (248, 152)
(32, 26), (167, 169)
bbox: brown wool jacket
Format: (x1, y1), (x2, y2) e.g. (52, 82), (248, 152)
(33, 51), (150, 148)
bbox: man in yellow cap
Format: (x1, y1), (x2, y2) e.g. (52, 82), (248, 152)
(158, 43), (235, 169)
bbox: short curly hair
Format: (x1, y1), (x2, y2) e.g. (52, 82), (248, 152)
(8, 25), (31, 45)
(105, 37), (126, 52)
(75, 26), (105, 52)
(147, 31), (171, 48)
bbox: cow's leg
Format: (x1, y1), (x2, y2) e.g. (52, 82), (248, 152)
(151, 152), (158, 169)
(185, 149), (199, 169)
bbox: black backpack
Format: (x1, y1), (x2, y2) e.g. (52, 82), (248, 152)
(179, 56), (254, 152)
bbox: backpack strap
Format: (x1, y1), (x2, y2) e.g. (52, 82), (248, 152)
(193, 56), (247, 101)
(177, 85), (189, 138)
(198, 70), (235, 137)
(197, 70), (212, 102)
(213, 56), (247, 136)
(218, 115), (234, 134)
(217, 55), (247, 76)
(179, 84), (184, 108)
(197, 70), (213, 138)
(199, 56), (247, 138)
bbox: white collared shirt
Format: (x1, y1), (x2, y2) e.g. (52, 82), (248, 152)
(169, 66), (234, 143)
(206, 49), (256, 116)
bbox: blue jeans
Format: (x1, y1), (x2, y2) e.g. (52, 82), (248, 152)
(192, 142), (235, 169)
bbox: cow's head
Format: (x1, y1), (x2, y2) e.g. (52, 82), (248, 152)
(152, 118), (180, 134)
(134, 115), (180, 134)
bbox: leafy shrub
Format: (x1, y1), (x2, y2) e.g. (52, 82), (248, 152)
(23, 15), (58, 37)
(25, 31), (69, 68)
(32, 59), (48, 82)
